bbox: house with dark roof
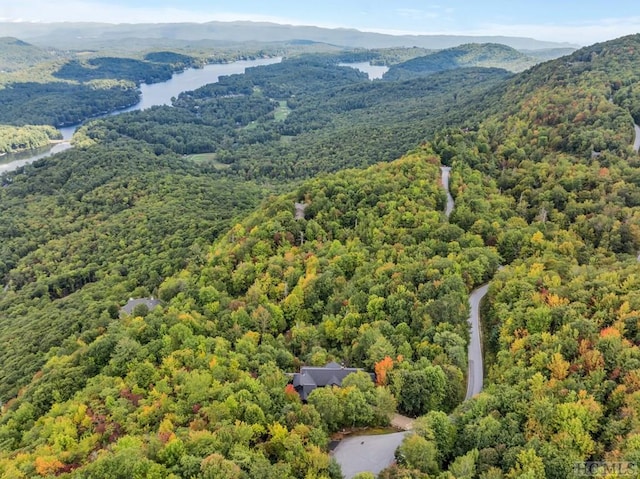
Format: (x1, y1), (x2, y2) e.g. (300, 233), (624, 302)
(120, 297), (162, 316)
(291, 361), (374, 400)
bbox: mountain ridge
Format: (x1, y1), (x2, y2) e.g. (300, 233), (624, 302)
(0, 20), (578, 51)
(0, 36), (67, 72)
(383, 42), (538, 80)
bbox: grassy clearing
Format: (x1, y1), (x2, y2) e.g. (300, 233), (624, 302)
(274, 100), (291, 121)
(184, 152), (231, 169)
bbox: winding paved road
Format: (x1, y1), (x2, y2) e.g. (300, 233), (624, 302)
(440, 166), (455, 218)
(332, 166), (490, 477)
(440, 165), (487, 398)
(456, 120), (640, 399)
(465, 283), (489, 399)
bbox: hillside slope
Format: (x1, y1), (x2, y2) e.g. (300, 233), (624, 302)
(0, 56), (506, 406)
(421, 33), (640, 479)
(0, 37), (67, 72)
(383, 43), (537, 80)
(0, 151), (505, 478)
(0, 145), (268, 402)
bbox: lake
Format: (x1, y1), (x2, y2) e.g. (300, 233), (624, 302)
(339, 62), (389, 80)
(0, 57), (282, 173)
(0, 142), (73, 174)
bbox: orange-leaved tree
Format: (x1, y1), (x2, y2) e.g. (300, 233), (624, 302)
(374, 356), (394, 386)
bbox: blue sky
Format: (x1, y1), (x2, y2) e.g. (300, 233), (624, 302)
(1, 0), (639, 45)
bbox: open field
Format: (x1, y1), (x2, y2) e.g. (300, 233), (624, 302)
(184, 152), (231, 169)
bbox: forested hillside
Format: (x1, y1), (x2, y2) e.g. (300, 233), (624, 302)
(0, 125), (61, 154)
(0, 144), (269, 402)
(76, 56), (510, 179)
(0, 33), (640, 479)
(383, 43), (537, 81)
(0, 38), (67, 73)
(0, 54), (507, 406)
(0, 54), (200, 128)
(391, 34), (640, 478)
(0, 151), (504, 478)
(0, 47), (274, 146)
(0, 46), (430, 154)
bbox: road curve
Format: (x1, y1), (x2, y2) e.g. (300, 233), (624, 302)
(465, 283), (489, 399)
(442, 120), (640, 400)
(440, 165), (488, 399)
(462, 122), (639, 397)
(440, 166), (455, 217)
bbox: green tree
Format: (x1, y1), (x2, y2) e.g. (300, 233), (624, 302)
(396, 433), (439, 475)
(393, 365), (446, 416)
(506, 449), (546, 479)
(413, 410), (456, 464)
(201, 453), (242, 479)
(308, 387), (343, 432)
(448, 448), (479, 479)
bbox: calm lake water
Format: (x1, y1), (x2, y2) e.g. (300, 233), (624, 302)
(339, 62), (389, 80)
(0, 57), (282, 173)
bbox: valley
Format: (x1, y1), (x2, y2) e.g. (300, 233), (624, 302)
(0, 57), (281, 172)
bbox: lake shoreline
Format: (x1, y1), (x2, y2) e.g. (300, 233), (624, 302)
(0, 57), (282, 172)
(1, 138), (69, 156)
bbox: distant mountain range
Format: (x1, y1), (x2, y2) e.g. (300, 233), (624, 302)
(0, 21), (577, 52)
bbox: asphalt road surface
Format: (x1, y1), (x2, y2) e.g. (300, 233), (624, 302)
(465, 283), (489, 399)
(332, 432), (409, 479)
(440, 166), (455, 217)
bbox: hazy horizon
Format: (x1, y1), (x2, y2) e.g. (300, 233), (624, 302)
(1, 0), (639, 46)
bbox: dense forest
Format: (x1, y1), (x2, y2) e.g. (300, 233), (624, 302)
(0, 32), (639, 479)
(75, 57), (510, 180)
(0, 80), (140, 127)
(0, 54), (199, 128)
(0, 54), (509, 405)
(0, 125), (61, 154)
(0, 43), (548, 155)
(382, 43), (538, 81)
